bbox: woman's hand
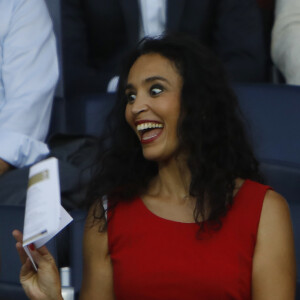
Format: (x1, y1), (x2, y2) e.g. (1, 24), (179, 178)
(12, 230), (63, 300)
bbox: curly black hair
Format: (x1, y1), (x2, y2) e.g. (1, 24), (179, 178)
(86, 34), (263, 231)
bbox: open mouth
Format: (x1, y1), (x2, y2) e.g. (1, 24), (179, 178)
(136, 122), (164, 144)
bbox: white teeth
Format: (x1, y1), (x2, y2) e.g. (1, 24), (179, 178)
(137, 123), (163, 131)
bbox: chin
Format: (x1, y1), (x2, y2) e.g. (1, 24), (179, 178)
(141, 149), (173, 163)
(142, 152), (161, 162)
(141, 142), (179, 163)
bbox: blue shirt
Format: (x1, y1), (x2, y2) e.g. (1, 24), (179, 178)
(0, 0), (58, 168)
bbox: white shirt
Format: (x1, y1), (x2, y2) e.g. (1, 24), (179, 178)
(271, 0), (300, 85)
(139, 0), (167, 38)
(0, 0), (59, 167)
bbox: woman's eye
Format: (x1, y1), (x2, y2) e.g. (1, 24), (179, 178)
(150, 85), (163, 96)
(126, 93), (136, 103)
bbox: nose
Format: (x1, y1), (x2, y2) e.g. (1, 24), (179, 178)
(130, 94), (148, 115)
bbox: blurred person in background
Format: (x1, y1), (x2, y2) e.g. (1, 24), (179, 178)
(62, 0), (266, 99)
(271, 0), (300, 84)
(0, 0), (58, 176)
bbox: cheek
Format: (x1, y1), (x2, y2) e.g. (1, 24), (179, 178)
(168, 108), (181, 143)
(125, 106), (136, 133)
(125, 105), (131, 125)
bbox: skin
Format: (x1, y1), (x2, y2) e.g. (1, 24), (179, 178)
(0, 158), (12, 175)
(13, 53), (296, 299)
(252, 190), (296, 299)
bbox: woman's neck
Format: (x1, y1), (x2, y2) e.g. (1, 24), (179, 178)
(148, 156), (192, 203)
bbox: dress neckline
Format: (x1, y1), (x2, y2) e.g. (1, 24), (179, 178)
(138, 179), (249, 225)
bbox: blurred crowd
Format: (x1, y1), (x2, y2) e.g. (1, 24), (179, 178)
(0, 0), (299, 190)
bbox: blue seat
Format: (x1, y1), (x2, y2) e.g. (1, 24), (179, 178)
(235, 84), (300, 165)
(235, 83), (300, 298)
(69, 210), (87, 296)
(65, 93), (116, 136)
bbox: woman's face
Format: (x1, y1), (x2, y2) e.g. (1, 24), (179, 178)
(125, 53), (183, 162)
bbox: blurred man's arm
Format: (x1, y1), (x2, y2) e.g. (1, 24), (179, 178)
(0, 0), (59, 174)
(271, 0), (300, 84)
(0, 159), (11, 176)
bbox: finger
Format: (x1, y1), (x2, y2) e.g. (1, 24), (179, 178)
(30, 247), (56, 268)
(12, 229), (23, 243)
(15, 241), (29, 265)
(35, 244), (52, 256)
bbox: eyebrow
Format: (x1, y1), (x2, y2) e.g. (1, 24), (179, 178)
(125, 76), (170, 90)
(144, 76), (170, 84)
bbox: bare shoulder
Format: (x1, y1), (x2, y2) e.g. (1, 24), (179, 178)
(252, 189), (296, 299)
(261, 189), (291, 220)
(257, 189), (295, 258)
(254, 190), (293, 255)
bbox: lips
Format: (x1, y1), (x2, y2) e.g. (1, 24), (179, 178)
(135, 120), (164, 144)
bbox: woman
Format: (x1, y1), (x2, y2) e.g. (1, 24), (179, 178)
(13, 34), (296, 299)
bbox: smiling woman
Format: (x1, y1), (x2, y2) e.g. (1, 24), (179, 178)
(14, 34), (296, 300)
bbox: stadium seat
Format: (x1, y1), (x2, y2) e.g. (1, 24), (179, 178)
(69, 210), (87, 297)
(235, 83), (300, 298)
(235, 84), (300, 165)
(65, 93), (116, 136)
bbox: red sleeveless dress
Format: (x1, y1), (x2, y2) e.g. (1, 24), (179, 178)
(108, 180), (270, 300)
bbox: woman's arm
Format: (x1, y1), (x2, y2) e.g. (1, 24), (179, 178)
(79, 206), (114, 300)
(252, 190), (296, 299)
